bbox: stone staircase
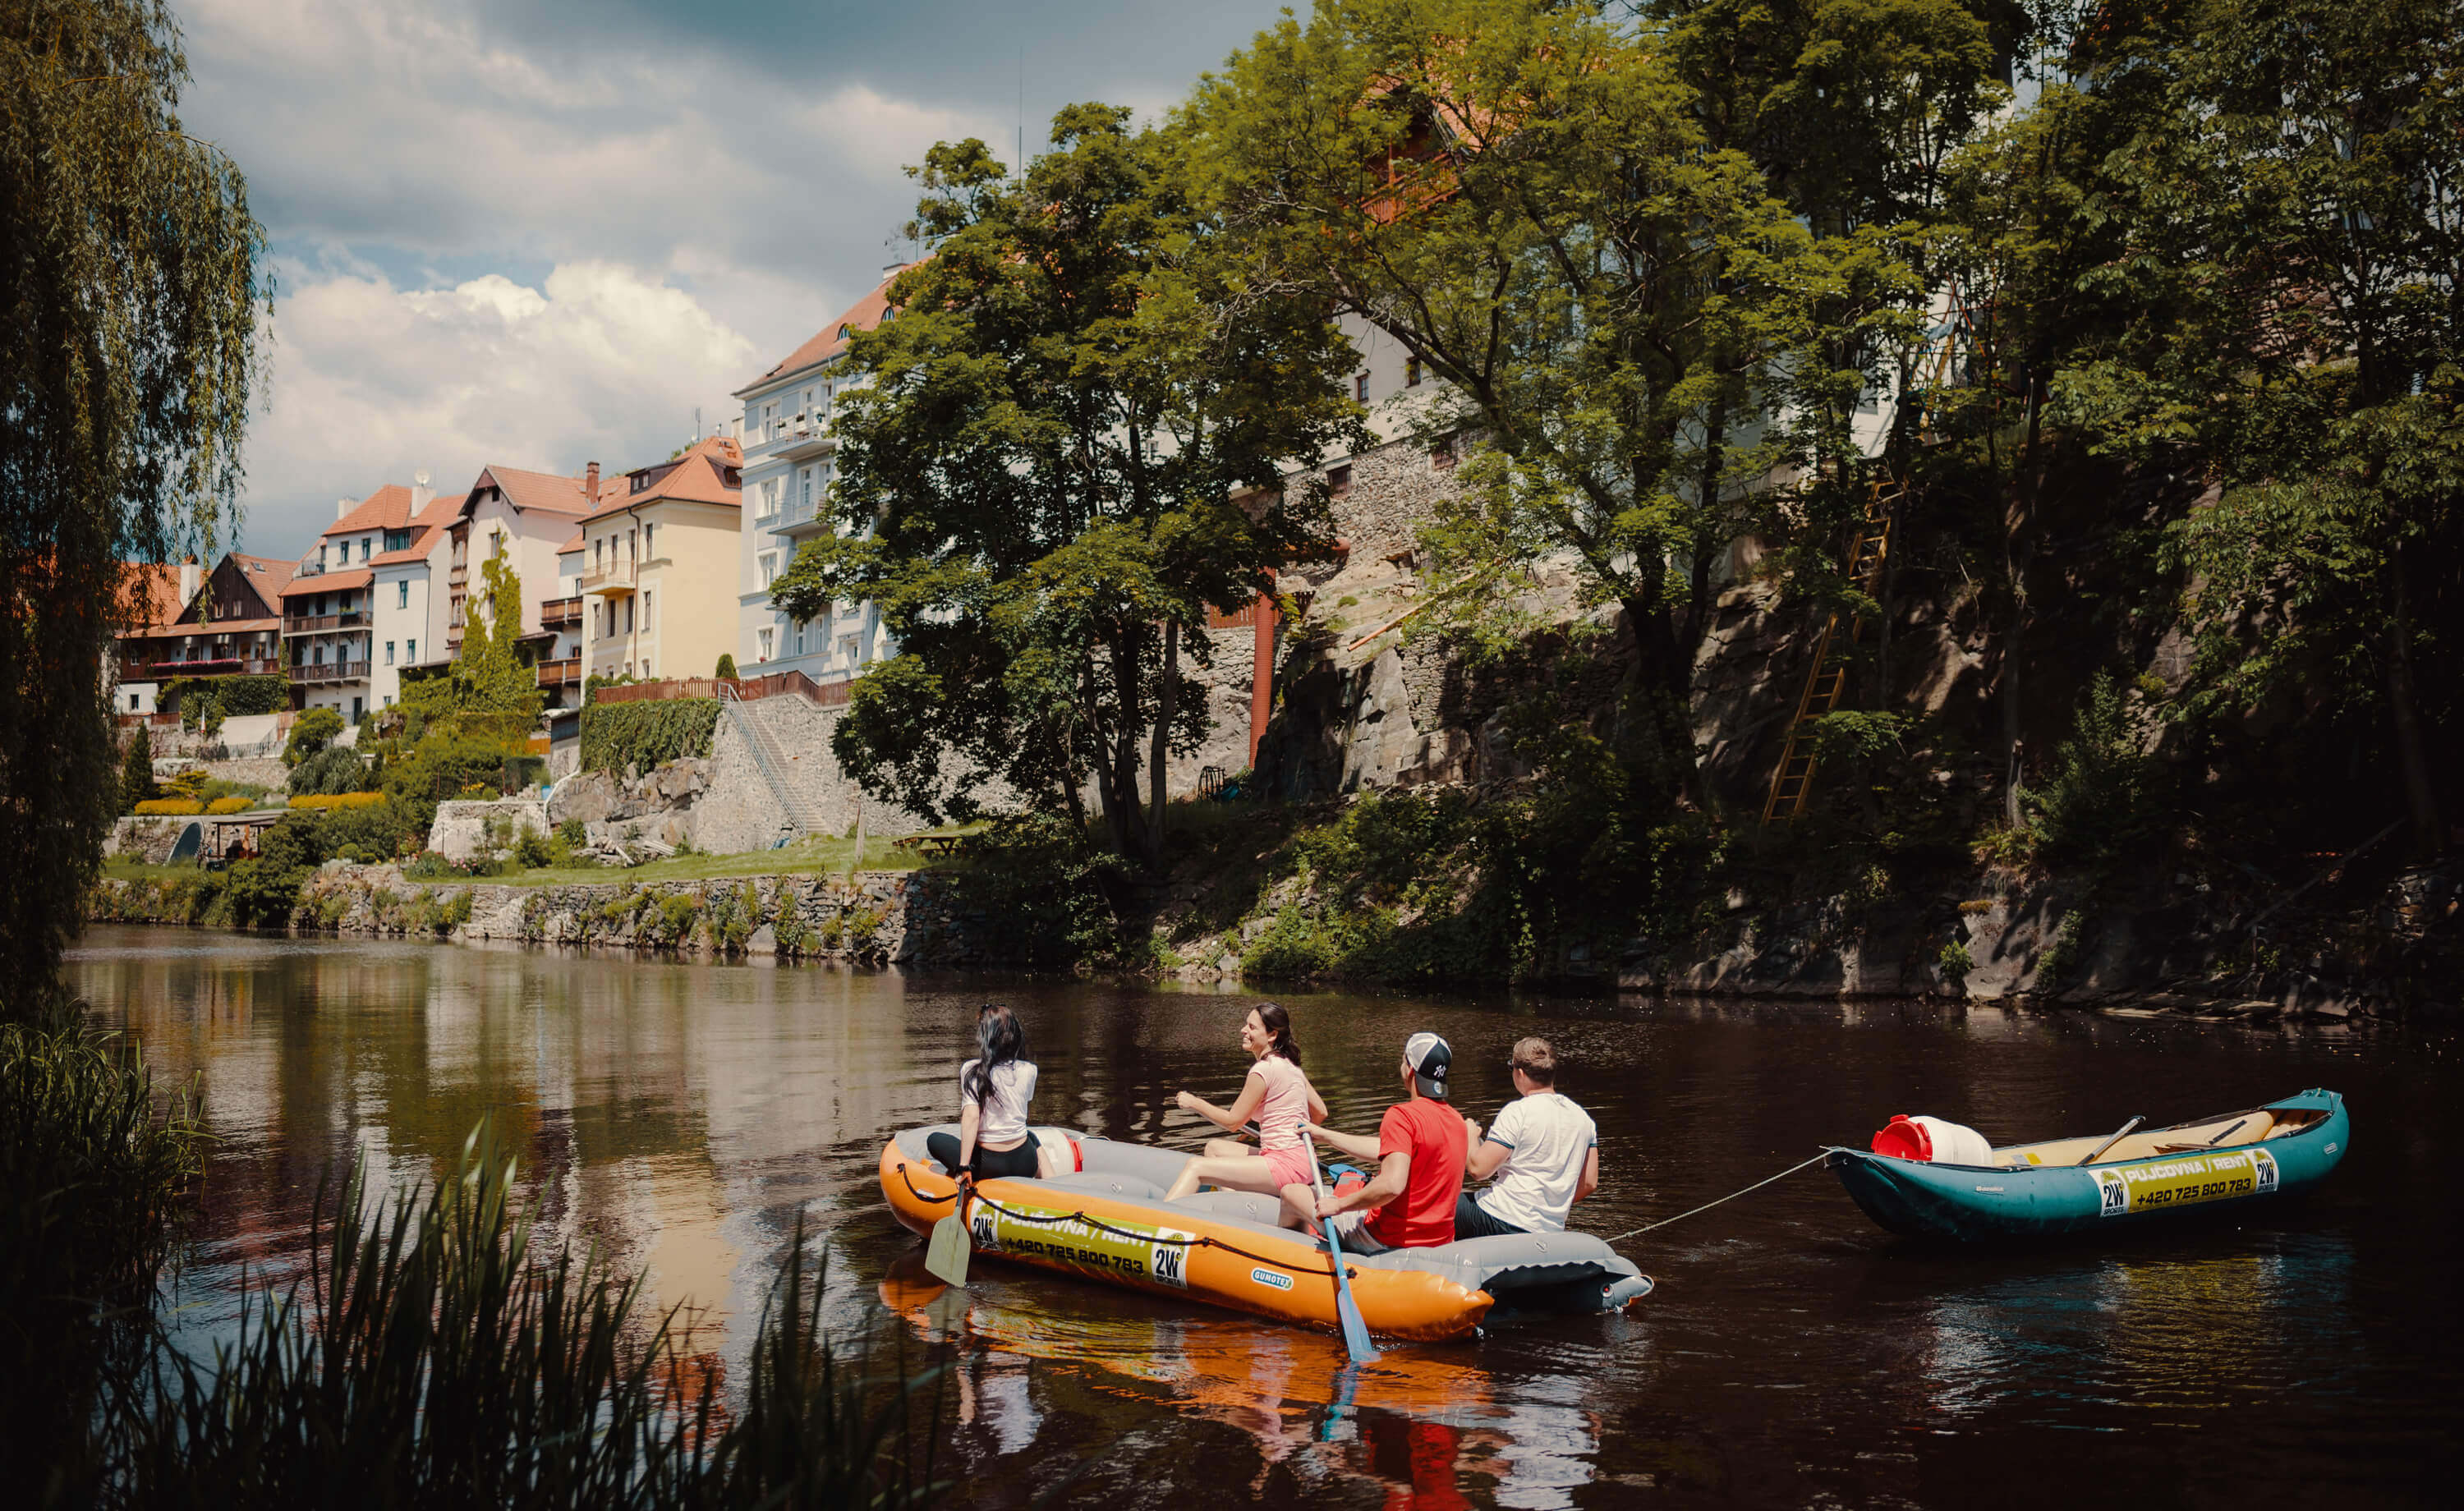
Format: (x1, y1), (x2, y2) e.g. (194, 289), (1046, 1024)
(720, 687), (829, 840)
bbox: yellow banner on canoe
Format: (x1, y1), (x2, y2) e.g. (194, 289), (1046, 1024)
(2093, 1146), (2281, 1217)
(967, 1197), (1198, 1288)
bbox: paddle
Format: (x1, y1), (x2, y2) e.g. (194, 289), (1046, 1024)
(2077, 1116), (2145, 1167)
(1306, 1135), (1379, 1366)
(925, 1178), (972, 1287)
(2204, 1118), (2250, 1146)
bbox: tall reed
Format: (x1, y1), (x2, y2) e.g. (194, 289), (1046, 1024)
(0, 1024), (205, 1503)
(108, 1120), (945, 1510)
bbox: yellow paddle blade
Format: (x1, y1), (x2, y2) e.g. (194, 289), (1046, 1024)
(925, 1210), (971, 1288)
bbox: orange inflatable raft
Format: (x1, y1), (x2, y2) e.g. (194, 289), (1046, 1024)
(878, 1126), (1650, 1343)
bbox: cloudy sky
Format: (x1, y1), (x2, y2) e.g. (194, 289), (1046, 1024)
(183, 0), (1289, 554)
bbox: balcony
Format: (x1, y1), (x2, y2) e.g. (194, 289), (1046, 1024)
(448, 561), (467, 587)
(579, 559), (635, 596)
(121, 654), (280, 680)
(536, 655), (581, 689)
(283, 609), (369, 634)
(775, 503), (834, 540)
(540, 595), (582, 630)
(290, 659), (370, 685)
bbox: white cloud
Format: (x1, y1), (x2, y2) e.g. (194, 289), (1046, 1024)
(242, 260), (756, 550)
(802, 85), (1004, 184)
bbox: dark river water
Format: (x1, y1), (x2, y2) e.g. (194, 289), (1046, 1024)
(68, 925), (2462, 1508)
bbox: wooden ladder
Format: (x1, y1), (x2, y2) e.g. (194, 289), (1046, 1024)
(1762, 480), (1900, 824)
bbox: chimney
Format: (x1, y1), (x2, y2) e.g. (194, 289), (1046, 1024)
(336, 497), (354, 521)
(411, 469), (433, 511)
(586, 462), (601, 504)
(178, 554), (200, 605)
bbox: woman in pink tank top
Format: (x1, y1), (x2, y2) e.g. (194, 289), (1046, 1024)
(1163, 1003), (1326, 1215)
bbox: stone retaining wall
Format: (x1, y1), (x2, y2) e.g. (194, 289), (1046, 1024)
(91, 863), (995, 967)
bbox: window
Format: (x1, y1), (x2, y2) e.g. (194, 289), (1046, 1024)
(1405, 357), (1422, 388)
(642, 522), (655, 558)
(760, 478), (781, 519)
(1432, 436), (1456, 471)
(397, 581), (409, 609)
(384, 528), (412, 552)
(594, 538), (605, 569)
(384, 641), (395, 666)
(756, 627), (775, 661)
(129, 692), (139, 711)
(762, 401), (778, 439)
(384, 695), (393, 708)
(407, 638), (416, 663)
(623, 600), (633, 634)
(360, 539), (371, 562)
(1327, 464), (1352, 494)
(642, 590), (653, 633)
(802, 386), (815, 419)
(758, 552), (779, 588)
(627, 528), (637, 560)
(792, 622), (804, 656)
(800, 467), (813, 514)
(1356, 372), (1371, 402)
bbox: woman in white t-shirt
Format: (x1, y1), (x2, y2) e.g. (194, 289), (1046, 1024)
(926, 1003), (1048, 1183)
(1162, 1002), (1327, 1217)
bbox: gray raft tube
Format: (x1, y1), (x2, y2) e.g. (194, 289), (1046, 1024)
(891, 1126), (1653, 1316)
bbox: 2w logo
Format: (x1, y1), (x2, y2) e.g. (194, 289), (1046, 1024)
(970, 1209), (998, 1249)
(2251, 1150), (2278, 1195)
(2096, 1171), (2129, 1218)
(1150, 1243), (1188, 1288)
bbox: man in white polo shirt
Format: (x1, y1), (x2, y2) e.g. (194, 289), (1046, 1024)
(1455, 1036), (1598, 1238)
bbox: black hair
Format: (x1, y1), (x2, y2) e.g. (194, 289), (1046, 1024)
(1252, 1001), (1301, 1068)
(963, 1003), (1030, 1106)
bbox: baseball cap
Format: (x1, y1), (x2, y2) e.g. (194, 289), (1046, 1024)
(1404, 1031), (1451, 1100)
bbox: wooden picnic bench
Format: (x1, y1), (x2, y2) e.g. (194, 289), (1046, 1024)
(893, 834), (967, 857)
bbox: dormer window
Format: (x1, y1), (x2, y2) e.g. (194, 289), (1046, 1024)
(631, 473), (648, 494)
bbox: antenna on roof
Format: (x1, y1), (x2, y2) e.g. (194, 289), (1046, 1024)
(694, 405), (703, 440)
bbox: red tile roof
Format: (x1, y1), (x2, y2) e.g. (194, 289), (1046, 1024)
(747, 264), (917, 390)
(233, 553), (299, 604)
(371, 493), (466, 566)
(579, 435), (742, 524)
(471, 465), (595, 517)
(324, 484), (419, 539)
(279, 567), (374, 598)
(121, 563), (190, 631)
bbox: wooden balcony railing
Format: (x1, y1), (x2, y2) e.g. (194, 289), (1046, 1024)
(540, 595), (582, 629)
(289, 660), (370, 684)
(283, 610), (368, 633)
(536, 655), (581, 688)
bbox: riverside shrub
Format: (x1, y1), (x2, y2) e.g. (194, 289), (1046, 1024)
(580, 698), (719, 774)
(287, 792), (388, 810)
(133, 798), (203, 815)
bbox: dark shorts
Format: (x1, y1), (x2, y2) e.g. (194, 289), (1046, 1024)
(1450, 1191), (1529, 1241)
(926, 1131), (1041, 1180)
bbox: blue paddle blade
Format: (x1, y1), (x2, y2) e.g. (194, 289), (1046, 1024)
(1322, 1228), (1379, 1365)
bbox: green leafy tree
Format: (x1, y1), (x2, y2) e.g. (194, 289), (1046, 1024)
(715, 653), (737, 680)
(284, 706), (344, 766)
(120, 723), (159, 811)
(771, 104), (1363, 863)
(403, 544), (542, 722)
(1181, 0), (1917, 785)
(2033, 0), (2464, 854)
(1, 0), (267, 1022)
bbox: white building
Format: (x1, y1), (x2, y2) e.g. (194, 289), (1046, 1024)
(732, 268), (906, 682)
(368, 475), (465, 710)
(443, 462), (597, 666)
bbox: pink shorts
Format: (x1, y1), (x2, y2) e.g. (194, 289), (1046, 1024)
(1262, 1143), (1313, 1191)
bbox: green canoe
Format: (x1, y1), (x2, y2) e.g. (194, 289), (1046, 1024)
(1828, 1089), (2348, 1242)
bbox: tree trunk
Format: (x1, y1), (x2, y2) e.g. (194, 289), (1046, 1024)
(2000, 375), (2048, 829)
(2385, 554), (2444, 855)
(1146, 618), (1179, 869)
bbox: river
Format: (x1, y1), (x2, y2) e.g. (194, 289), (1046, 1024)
(69, 925), (2460, 1508)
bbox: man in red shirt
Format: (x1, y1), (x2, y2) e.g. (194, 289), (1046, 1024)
(1297, 1032), (1467, 1253)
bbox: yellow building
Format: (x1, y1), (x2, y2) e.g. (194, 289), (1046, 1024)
(577, 436), (743, 683)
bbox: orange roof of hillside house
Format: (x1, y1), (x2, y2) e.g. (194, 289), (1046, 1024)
(280, 567), (373, 598)
(233, 553), (300, 604)
(471, 464), (595, 516)
(742, 263), (918, 392)
(579, 435), (742, 526)
(556, 530), (585, 554)
(120, 563), (191, 631)
(324, 484), (420, 539)
(372, 493), (467, 566)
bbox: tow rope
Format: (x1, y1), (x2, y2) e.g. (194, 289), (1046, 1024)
(1597, 1151), (1834, 1247)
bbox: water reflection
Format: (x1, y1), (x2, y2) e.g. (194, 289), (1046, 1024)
(67, 925), (2458, 1509)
